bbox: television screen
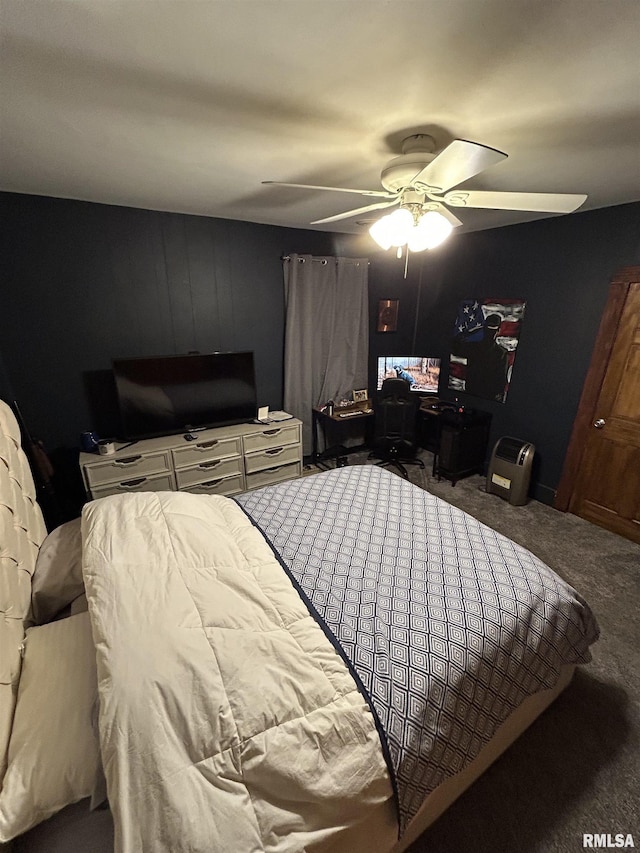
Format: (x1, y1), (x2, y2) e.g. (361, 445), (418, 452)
(377, 356), (441, 393)
(113, 352), (257, 440)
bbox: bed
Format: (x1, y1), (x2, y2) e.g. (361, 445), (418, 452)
(0, 397), (599, 852)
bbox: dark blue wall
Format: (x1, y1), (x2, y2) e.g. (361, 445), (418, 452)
(0, 351), (15, 403)
(0, 194), (340, 448)
(2, 191), (639, 505)
(367, 202), (640, 500)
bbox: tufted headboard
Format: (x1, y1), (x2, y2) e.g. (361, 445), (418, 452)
(0, 399), (47, 785)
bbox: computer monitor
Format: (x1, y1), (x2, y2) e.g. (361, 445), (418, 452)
(376, 356), (441, 394)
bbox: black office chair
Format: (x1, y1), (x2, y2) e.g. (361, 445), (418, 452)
(368, 378), (425, 479)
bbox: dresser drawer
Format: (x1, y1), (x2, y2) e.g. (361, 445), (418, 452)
(85, 451), (172, 487)
(244, 444), (301, 475)
(175, 456), (243, 490)
(172, 436), (242, 469)
(243, 424), (299, 454)
(91, 471), (176, 499)
(244, 462), (302, 491)
(79, 418), (302, 502)
(181, 473), (244, 496)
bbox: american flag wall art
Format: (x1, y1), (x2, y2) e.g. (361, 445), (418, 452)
(448, 299), (526, 403)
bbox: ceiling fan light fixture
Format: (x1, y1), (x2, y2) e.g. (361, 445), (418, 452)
(370, 207), (453, 253)
(408, 210), (454, 251)
(369, 207), (414, 250)
(368, 216), (393, 250)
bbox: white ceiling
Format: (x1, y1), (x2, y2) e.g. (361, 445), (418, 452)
(2, 0), (640, 237)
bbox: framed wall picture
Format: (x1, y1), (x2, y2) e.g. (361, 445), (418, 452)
(377, 299), (399, 333)
(448, 298), (527, 403)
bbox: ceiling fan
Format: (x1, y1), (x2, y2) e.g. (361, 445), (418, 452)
(263, 134), (587, 252)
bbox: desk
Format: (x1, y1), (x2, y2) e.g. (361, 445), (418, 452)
(420, 407), (492, 485)
(312, 403), (374, 469)
(418, 405), (443, 453)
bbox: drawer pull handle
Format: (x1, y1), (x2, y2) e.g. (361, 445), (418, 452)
(114, 455), (142, 466)
(264, 429), (282, 436)
(119, 477), (146, 489)
(199, 460), (221, 469)
(265, 447), (285, 456)
(197, 440), (219, 449)
(200, 478), (223, 488)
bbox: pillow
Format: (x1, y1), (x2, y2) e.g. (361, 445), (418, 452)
(70, 592), (89, 616)
(30, 518), (84, 624)
(0, 612), (103, 842)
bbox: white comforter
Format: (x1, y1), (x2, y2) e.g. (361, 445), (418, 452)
(81, 492), (395, 853)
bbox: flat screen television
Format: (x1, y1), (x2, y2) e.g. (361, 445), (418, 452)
(376, 356), (441, 394)
(113, 352), (258, 440)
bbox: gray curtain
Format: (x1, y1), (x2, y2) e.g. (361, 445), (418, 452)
(283, 254), (369, 455)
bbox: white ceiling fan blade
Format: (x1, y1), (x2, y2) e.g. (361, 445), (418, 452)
(262, 181), (395, 199)
(444, 190), (588, 213)
(411, 140), (507, 193)
(310, 199), (399, 225)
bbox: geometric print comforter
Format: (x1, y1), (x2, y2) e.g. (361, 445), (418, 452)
(236, 465), (600, 834)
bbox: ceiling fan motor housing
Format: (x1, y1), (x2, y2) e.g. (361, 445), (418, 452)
(380, 134), (438, 193)
(381, 154), (437, 192)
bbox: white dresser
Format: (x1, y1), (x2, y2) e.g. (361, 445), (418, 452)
(79, 419), (303, 500)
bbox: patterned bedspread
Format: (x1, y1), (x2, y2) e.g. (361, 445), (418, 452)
(236, 465), (599, 832)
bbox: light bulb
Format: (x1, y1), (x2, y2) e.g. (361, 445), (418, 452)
(369, 215), (393, 250)
(385, 208), (414, 246)
(369, 208), (414, 250)
(408, 211), (453, 251)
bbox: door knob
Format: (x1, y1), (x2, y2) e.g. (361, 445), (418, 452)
(593, 418), (606, 429)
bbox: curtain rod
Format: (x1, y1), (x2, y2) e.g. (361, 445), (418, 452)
(281, 255), (369, 265)
(281, 256), (327, 264)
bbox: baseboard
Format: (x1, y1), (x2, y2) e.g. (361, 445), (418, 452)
(532, 482), (556, 506)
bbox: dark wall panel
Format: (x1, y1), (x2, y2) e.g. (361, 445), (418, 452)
(0, 351), (15, 402)
(2, 191), (638, 509)
(366, 244), (457, 384)
(412, 203), (640, 501)
(0, 193), (335, 450)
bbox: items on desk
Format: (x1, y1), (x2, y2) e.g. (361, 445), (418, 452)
(320, 400), (375, 418)
(312, 400), (374, 471)
(419, 397), (467, 415)
(323, 398), (366, 413)
(339, 408), (373, 418)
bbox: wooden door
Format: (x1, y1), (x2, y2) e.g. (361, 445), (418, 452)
(556, 267), (640, 543)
